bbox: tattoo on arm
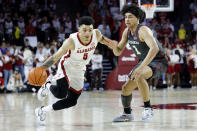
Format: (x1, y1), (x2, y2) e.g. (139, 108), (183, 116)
(41, 56), (55, 69)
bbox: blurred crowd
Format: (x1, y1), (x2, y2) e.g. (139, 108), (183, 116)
(0, 0), (196, 93)
(141, 0), (197, 89)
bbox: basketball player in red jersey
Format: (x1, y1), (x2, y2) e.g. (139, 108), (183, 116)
(113, 5), (168, 122)
(35, 16), (117, 125)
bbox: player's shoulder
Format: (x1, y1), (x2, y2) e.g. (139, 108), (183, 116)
(122, 28), (129, 36)
(69, 32), (78, 38)
(139, 25), (151, 32)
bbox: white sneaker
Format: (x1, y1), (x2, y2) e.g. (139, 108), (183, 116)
(37, 81), (51, 101)
(142, 108), (154, 121)
(113, 113), (134, 122)
(35, 107), (46, 126)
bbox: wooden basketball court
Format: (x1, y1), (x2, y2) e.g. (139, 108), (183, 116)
(0, 89), (197, 131)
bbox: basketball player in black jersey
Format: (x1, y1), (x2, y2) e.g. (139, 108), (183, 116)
(113, 5), (168, 122)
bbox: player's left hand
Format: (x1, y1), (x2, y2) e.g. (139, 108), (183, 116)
(130, 67), (143, 81)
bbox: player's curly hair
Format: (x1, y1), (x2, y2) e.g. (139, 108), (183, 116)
(121, 4), (145, 23)
(79, 16), (95, 26)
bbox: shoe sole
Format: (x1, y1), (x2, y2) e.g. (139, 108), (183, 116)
(35, 108), (46, 126)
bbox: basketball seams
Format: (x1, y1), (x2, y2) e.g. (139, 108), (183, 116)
(34, 68), (39, 86)
(28, 67), (47, 86)
(29, 73), (35, 85)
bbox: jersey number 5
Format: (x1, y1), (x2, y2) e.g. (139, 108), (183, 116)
(83, 53), (88, 60)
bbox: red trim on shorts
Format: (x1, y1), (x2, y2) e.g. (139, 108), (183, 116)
(77, 33), (93, 46)
(69, 87), (82, 94)
(61, 50), (71, 85)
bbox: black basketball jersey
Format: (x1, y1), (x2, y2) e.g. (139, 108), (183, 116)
(127, 24), (168, 63)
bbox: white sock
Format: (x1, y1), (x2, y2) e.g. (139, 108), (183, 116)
(42, 105), (53, 112)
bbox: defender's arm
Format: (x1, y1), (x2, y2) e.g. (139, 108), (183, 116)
(95, 29), (117, 49)
(113, 28), (128, 56)
(138, 26), (159, 68)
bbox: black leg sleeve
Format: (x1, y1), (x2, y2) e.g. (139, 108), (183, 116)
(52, 89), (81, 110)
(50, 77), (69, 99)
(121, 94), (132, 108)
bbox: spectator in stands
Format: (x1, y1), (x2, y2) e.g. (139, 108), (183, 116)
(0, 51), (4, 92)
(25, 19), (36, 36)
(98, 20), (111, 38)
(2, 50), (14, 91)
(75, 12), (81, 30)
(18, 16), (25, 38)
(174, 50), (182, 88)
(40, 16), (51, 43)
(49, 0), (56, 12)
(109, 0), (123, 20)
(35, 43), (47, 67)
(111, 20), (120, 41)
(178, 24), (187, 41)
(7, 68), (24, 92)
(23, 46), (33, 83)
(0, 41), (8, 55)
(166, 48), (179, 89)
(52, 14), (61, 32)
(4, 16), (13, 43)
(189, 0), (197, 13)
(13, 24), (21, 46)
(14, 48), (25, 82)
(187, 49), (197, 88)
(191, 15), (197, 32)
(167, 19), (175, 33)
(88, 0), (98, 17)
(0, 13), (4, 44)
(91, 49), (103, 91)
(58, 26), (65, 43)
(64, 16), (72, 38)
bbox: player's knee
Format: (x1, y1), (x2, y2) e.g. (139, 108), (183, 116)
(122, 85), (130, 96)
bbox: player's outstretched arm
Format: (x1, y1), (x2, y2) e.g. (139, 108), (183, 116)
(138, 26), (159, 68)
(112, 28), (128, 56)
(40, 38), (75, 69)
(95, 29), (118, 49)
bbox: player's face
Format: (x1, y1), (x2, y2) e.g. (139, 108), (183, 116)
(125, 13), (138, 28)
(79, 25), (93, 42)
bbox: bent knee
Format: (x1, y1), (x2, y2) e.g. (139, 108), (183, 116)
(122, 85), (132, 96)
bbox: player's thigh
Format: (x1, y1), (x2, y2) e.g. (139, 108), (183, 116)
(122, 79), (137, 96)
(69, 76), (84, 91)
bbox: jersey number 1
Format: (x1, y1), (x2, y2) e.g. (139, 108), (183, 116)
(83, 53), (88, 60)
(133, 45), (141, 55)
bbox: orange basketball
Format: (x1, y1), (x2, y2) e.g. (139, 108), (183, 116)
(28, 67), (48, 86)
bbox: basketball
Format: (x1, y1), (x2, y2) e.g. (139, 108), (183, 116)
(28, 67), (48, 86)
